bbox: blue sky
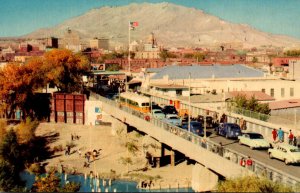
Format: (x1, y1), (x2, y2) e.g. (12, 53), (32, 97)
(0, 0), (300, 39)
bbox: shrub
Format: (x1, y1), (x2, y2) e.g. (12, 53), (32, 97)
(28, 163), (45, 175)
(217, 175), (294, 192)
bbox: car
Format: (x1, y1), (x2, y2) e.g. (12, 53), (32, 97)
(162, 105), (178, 115)
(151, 109), (165, 119)
(162, 114), (182, 126)
(151, 103), (163, 110)
(238, 132), (271, 149)
(268, 144), (300, 165)
(215, 123), (242, 139)
(197, 115), (214, 128)
(181, 121), (203, 136)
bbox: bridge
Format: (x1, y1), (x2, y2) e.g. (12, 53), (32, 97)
(89, 93), (300, 191)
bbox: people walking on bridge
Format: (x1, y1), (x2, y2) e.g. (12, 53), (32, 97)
(240, 157), (246, 167)
(217, 142), (224, 157)
(272, 129), (278, 143)
(277, 128), (284, 143)
(288, 130), (294, 145)
(246, 156), (253, 171)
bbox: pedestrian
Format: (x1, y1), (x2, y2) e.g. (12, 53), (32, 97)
(78, 149), (82, 157)
(240, 157), (246, 167)
(67, 145), (71, 155)
(293, 136), (297, 147)
(288, 130), (294, 145)
(246, 156), (253, 171)
(71, 134), (74, 141)
(217, 142), (224, 157)
(272, 128), (278, 143)
(277, 128), (284, 143)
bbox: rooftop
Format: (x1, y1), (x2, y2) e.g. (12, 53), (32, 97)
(226, 91), (275, 101)
(268, 99), (300, 110)
(149, 64), (265, 80)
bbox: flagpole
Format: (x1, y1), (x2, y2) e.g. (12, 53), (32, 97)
(128, 21), (131, 73)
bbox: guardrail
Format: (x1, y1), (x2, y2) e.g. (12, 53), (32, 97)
(91, 92), (300, 187)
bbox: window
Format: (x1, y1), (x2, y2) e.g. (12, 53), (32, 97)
(290, 88), (294, 97)
(281, 88), (285, 97)
(270, 88), (274, 97)
(176, 89), (182, 96)
(262, 88), (265, 93)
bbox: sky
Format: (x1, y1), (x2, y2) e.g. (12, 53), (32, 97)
(0, 0), (300, 39)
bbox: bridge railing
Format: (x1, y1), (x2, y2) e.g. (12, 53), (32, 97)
(95, 93), (300, 187)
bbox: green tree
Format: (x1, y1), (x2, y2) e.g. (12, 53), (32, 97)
(106, 63), (121, 71)
(284, 49), (300, 56)
(193, 52), (206, 62)
(0, 129), (24, 192)
(232, 95), (271, 115)
(159, 50), (177, 62)
(217, 175), (294, 192)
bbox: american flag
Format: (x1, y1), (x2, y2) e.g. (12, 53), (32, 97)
(129, 21), (139, 30)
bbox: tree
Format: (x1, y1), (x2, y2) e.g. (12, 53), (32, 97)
(232, 95), (271, 115)
(0, 119), (7, 144)
(193, 52), (206, 62)
(284, 49), (300, 56)
(106, 63), (121, 71)
(217, 175), (294, 192)
(159, 50), (177, 62)
(0, 129), (24, 191)
(16, 117), (39, 144)
(43, 49), (89, 93)
(31, 171), (81, 192)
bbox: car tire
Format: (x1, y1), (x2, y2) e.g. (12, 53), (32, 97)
(284, 159), (289, 165)
(269, 153), (273, 159)
(250, 146), (254, 150)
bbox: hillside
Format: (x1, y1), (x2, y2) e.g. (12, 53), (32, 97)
(24, 2), (300, 48)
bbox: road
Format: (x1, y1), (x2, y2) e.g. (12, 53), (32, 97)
(208, 130), (300, 179)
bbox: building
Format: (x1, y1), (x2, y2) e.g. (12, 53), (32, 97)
(135, 51), (160, 59)
(90, 38), (109, 50)
(62, 28), (82, 52)
(142, 64), (300, 101)
(47, 37), (59, 48)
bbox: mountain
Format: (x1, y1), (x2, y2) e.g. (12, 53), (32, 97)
(24, 2), (300, 49)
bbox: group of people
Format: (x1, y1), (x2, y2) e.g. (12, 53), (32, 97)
(83, 149), (102, 168)
(71, 133), (80, 141)
(240, 156), (253, 170)
(272, 128), (298, 146)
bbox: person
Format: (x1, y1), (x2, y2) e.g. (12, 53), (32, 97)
(78, 149), (82, 157)
(240, 157), (246, 167)
(83, 161), (89, 168)
(71, 134), (74, 141)
(246, 156), (253, 171)
(272, 129), (278, 143)
(217, 142), (224, 157)
(293, 136), (297, 147)
(288, 130), (294, 145)
(67, 145), (71, 155)
(277, 128), (284, 143)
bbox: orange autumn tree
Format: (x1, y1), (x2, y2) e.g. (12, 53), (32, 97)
(0, 60), (44, 118)
(43, 49), (89, 93)
(0, 49), (89, 119)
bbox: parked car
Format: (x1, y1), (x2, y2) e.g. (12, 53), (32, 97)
(151, 102), (163, 110)
(268, 144), (300, 165)
(181, 121), (203, 136)
(162, 114), (182, 126)
(238, 132), (271, 149)
(151, 109), (165, 119)
(162, 105), (178, 115)
(197, 115), (214, 128)
(215, 123), (242, 139)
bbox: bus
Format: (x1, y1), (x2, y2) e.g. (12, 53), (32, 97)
(119, 92), (150, 113)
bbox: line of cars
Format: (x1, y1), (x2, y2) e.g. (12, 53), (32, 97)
(151, 103), (300, 165)
(214, 123), (300, 165)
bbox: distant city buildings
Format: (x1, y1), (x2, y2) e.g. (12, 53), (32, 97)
(89, 37), (109, 50)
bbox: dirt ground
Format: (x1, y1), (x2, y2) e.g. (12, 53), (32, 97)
(35, 122), (193, 189)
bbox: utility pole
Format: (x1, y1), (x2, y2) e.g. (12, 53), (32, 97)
(188, 72), (191, 133)
(128, 21), (131, 73)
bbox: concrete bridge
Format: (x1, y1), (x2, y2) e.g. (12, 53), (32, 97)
(90, 94), (300, 191)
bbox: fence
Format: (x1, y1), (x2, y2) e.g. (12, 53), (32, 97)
(91, 92), (300, 188)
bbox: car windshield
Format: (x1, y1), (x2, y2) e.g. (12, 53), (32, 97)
(169, 116), (179, 120)
(249, 133), (263, 139)
(290, 148), (300, 152)
(154, 111), (163, 114)
(191, 122), (201, 128)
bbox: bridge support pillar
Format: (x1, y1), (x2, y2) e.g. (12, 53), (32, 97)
(170, 149), (175, 167)
(155, 157), (160, 168)
(192, 164), (218, 192)
(161, 143), (166, 157)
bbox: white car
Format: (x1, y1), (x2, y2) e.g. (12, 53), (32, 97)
(163, 114), (182, 126)
(152, 109), (165, 119)
(268, 144), (300, 165)
(238, 132), (270, 149)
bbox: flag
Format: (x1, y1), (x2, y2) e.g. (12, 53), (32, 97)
(129, 21), (139, 30)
